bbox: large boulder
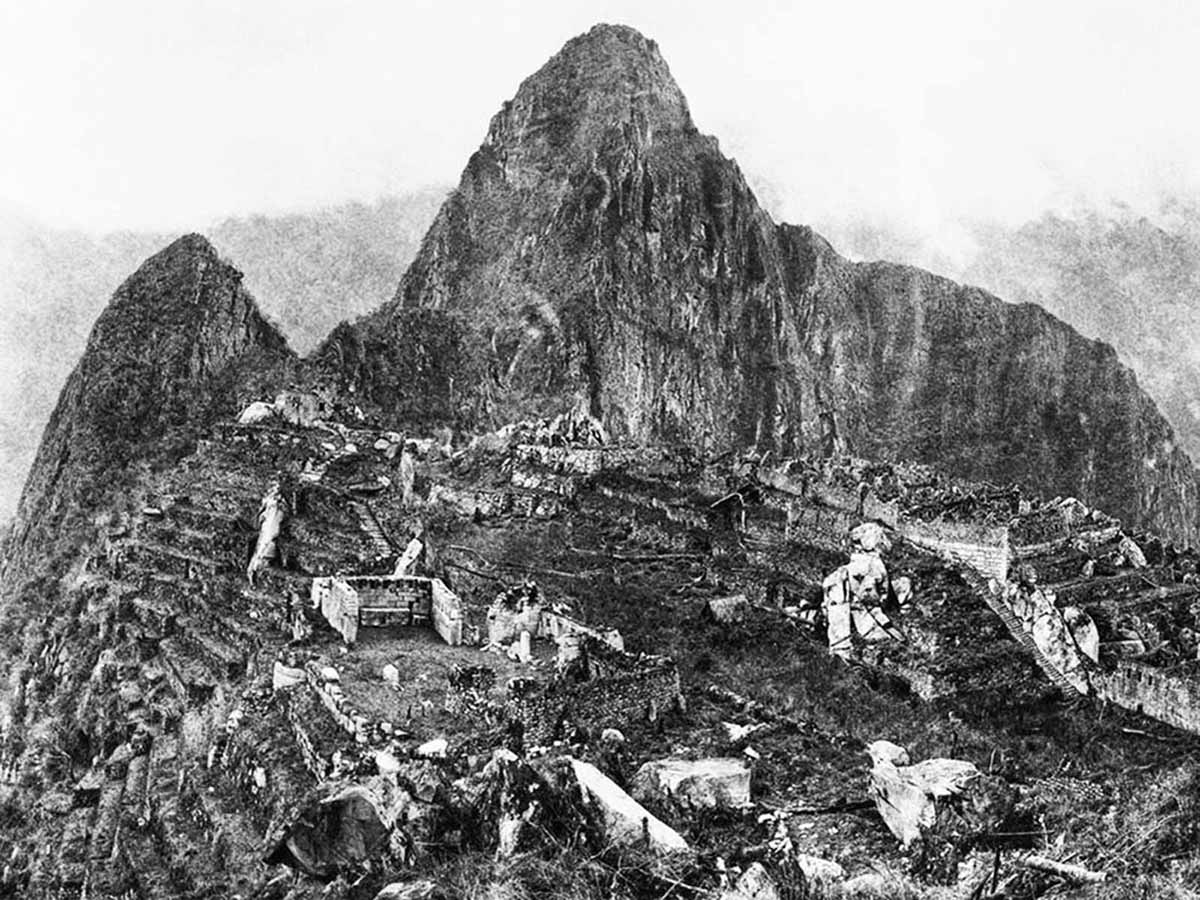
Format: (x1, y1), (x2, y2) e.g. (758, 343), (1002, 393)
(631, 758), (751, 809)
(569, 758), (688, 853)
(867, 740), (980, 847)
(704, 594), (751, 624)
(265, 784), (392, 877)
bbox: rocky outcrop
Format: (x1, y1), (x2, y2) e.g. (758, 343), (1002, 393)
(341, 23), (1199, 542)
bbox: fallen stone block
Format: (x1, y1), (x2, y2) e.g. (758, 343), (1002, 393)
(272, 661), (305, 691)
(705, 593), (751, 624)
(631, 758), (751, 809)
(569, 758), (688, 853)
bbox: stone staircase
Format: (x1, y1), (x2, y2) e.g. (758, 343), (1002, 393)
(349, 498), (394, 557)
(959, 567), (1085, 696)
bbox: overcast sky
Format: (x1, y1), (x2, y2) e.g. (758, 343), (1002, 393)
(3, 0), (1199, 241)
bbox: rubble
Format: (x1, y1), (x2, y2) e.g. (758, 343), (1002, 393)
(415, 738), (447, 758)
(486, 581), (544, 645)
(630, 757), (751, 809)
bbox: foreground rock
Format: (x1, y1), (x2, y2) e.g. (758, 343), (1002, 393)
(867, 740), (980, 847)
(569, 758), (688, 852)
(374, 880), (438, 900)
(631, 757), (751, 809)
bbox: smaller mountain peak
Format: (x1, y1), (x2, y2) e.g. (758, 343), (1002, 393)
(166, 232), (218, 257)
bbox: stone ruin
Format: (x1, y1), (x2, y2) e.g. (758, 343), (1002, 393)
(501, 637), (683, 747)
(310, 574), (464, 646)
(776, 455), (1200, 734)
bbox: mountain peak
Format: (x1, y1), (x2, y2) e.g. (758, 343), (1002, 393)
(481, 23), (693, 163)
(113, 231), (232, 311)
(7, 237), (293, 571)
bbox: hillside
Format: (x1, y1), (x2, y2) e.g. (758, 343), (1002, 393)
(3, 234), (294, 588)
(5, 22), (1200, 900)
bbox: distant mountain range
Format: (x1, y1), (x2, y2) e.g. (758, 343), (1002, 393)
(821, 202), (1200, 468)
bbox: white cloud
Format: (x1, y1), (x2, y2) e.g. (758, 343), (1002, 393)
(1, 0), (1198, 233)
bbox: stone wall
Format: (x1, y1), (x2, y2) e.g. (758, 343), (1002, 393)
(431, 579), (464, 645)
(428, 482), (562, 519)
(539, 610), (624, 654)
(512, 444), (672, 477)
(1092, 662), (1200, 733)
(898, 519), (1011, 582)
(312, 576), (360, 643)
(505, 641), (683, 746)
(444, 665), (497, 718)
(311, 574), (464, 646)
(782, 502), (860, 552)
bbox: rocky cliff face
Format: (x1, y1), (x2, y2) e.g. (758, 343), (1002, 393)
(961, 211), (1200, 466)
(345, 24), (1199, 543)
(6, 234), (293, 579)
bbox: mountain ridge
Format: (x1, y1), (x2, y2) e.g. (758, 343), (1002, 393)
(340, 22), (1200, 543)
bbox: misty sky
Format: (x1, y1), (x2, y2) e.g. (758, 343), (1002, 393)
(3, 0), (1199, 247)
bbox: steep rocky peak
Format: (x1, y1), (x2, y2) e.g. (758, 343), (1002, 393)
(482, 23), (694, 169)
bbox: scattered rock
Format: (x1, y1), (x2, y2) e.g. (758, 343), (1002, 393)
(850, 521), (889, 553)
(373, 880), (438, 900)
(375, 751), (402, 776)
(237, 400), (276, 425)
(416, 738), (448, 759)
(266, 785), (392, 878)
(720, 862), (779, 900)
(631, 757), (751, 809)
(794, 852), (845, 884)
(1119, 535), (1148, 568)
(600, 728), (625, 744)
(272, 661), (305, 691)
(721, 721), (765, 744)
(1063, 606), (1100, 663)
(382, 663), (400, 686)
